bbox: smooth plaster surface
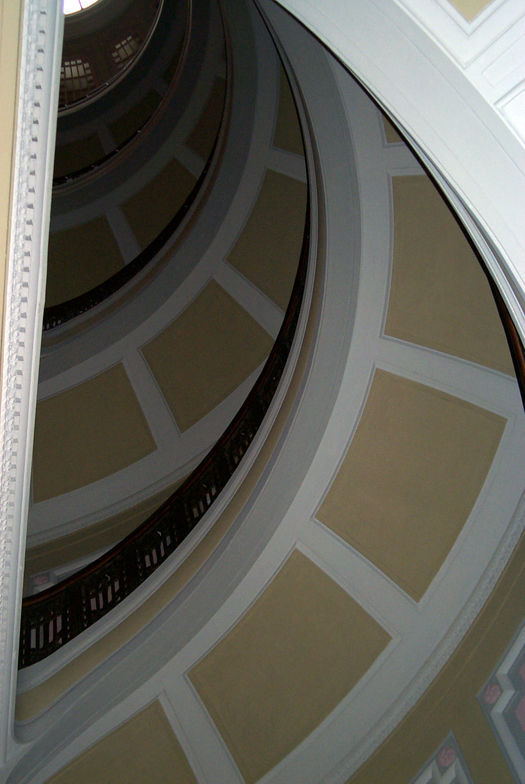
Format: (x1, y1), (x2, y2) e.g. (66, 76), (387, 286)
(47, 700), (197, 784)
(348, 533), (525, 784)
(190, 550), (390, 783)
(385, 175), (514, 375)
(318, 369), (506, 600)
(142, 280), (273, 431)
(46, 215), (124, 307)
(32, 364), (156, 501)
(122, 157), (196, 249)
(228, 169), (307, 309)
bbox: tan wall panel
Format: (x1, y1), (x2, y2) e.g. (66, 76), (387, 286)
(228, 170), (307, 309)
(47, 700), (196, 784)
(190, 550), (390, 784)
(273, 65), (304, 155)
(46, 216), (124, 307)
(142, 280), (273, 431)
(385, 175), (513, 375)
(382, 115), (403, 144)
(32, 364), (155, 501)
(448, 0), (494, 21)
(53, 133), (106, 179)
(186, 77), (225, 160)
(110, 89), (162, 147)
(348, 534), (525, 784)
(318, 370), (505, 600)
(122, 158), (196, 249)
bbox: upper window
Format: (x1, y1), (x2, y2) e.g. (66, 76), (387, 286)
(63, 0), (102, 15)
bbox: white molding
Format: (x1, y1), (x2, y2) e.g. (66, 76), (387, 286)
(0, 0), (63, 765)
(275, 0), (525, 344)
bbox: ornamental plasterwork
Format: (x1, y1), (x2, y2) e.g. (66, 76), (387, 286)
(478, 621), (525, 783)
(0, 0), (62, 765)
(410, 731), (474, 784)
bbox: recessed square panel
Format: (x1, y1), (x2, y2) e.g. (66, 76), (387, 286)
(48, 701), (196, 784)
(33, 365), (156, 501)
(190, 550), (390, 783)
(142, 281), (273, 431)
(46, 216), (123, 307)
(318, 370), (506, 600)
(228, 170), (307, 310)
(122, 158), (196, 249)
(385, 175), (513, 375)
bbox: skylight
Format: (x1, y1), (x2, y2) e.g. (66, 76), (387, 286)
(63, 0), (102, 15)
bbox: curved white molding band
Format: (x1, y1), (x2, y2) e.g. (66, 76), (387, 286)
(0, 0), (63, 764)
(274, 0), (525, 343)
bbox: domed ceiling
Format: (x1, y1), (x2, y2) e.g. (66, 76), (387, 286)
(5, 0), (523, 783)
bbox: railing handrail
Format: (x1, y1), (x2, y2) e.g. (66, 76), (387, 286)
(20, 203), (310, 668)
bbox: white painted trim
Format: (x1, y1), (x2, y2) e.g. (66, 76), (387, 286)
(0, 0), (63, 765)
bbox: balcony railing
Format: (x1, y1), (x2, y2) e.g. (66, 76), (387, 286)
(19, 204), (310, 668)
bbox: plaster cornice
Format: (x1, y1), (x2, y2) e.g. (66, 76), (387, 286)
(0, 0), (62, 764)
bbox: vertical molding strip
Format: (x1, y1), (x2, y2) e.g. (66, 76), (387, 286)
(0, 0), (62, 764)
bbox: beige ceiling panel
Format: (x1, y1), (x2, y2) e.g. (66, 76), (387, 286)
(122, 158), (196, 249)
(186, 77), (225, 160)
(318, 370), (505, 601)
(142, 281), (273, 431)
(228, 170), (307, 309)
(46, 216), (124, 307)
(47, 700), (197, 784)
(190, 550), (390, 784)
(33, 364), (155, 501)
(273, 65), (304, 155)
(385, 175), (513, 375)
(382, 115), (403, 144)
(447, 0), (494, 21)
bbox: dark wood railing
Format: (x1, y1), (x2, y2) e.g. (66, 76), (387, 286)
(19, 206), (310, 668)
(44, 144), (219, 330)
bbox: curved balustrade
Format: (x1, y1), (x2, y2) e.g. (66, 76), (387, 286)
(20, 205), (310, 668)
(44, 141), (219, 330)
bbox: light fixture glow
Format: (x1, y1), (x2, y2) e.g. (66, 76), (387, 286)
(63, 0), (102, 15)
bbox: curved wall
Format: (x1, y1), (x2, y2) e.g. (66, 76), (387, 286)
(9, 4), (524, 784)
(0, 0), (522, 782)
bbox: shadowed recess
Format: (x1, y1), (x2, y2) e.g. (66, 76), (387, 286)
(46, 216), (124, 307)
(273, 64), (304, 155)
(121, 157), (196, 249)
